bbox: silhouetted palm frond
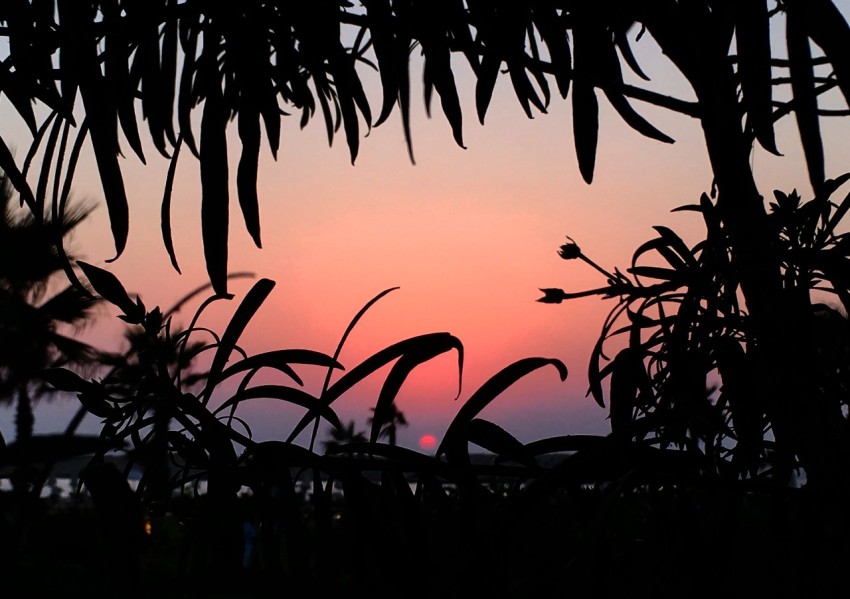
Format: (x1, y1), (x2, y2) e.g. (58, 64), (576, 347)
(0, 173), (100, 441)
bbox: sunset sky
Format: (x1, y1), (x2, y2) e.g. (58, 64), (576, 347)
(2, 18), (849, 451)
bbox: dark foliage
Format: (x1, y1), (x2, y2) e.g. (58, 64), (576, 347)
(543, 179), (850, 484)
(0, 1), (847, 293)
(2, 2), (850, 597)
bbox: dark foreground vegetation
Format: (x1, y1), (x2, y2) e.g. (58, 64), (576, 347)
(2, 1), (850, 597)
(4, 178), (850, 598)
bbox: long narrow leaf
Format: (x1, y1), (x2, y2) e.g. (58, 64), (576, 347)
(214, 385), (341, 431)
(161, 134), (183, 273)
(35, 114), (64, 221)
(475, 53), (501, 125)
(467, 418), (534, 466)
(369, 344), (456, 444)
(201, 278), (276, 406)
(572, 79), (598, 184)
(292, 333), (464, 444)
(237, 109), (262, 247)
(0, 136), (36, 213)
(437, 357), (568, 459)
(603, 89), (674, 144)
(77, 261), (143, 322)
(199, 72), (230, 295)
(801, 0), (850, 110)
(217, 349), (343, 387)
(787, 8), (825, 193)
(365, 0), (400, 127)
(533, 3), (571, 99)
(735, 0), (777, 154)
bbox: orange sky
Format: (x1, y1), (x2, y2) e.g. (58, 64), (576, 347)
(2, 24), (849, 450)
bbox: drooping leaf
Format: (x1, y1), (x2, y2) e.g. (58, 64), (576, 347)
(415, 1), (465, 149)
(21, 110), (57, 183)
(523, 434), (609, 457)
(652, 226), (698, 267)
(369, 346), (452, 444)
(58, 120), (89, 222)
(533, 2), (571, 99)
(77, 261), (144, 322)
(467, 418), (534, 466)
(42, 367), (97, 395)
(260, 93), (281, 160)
(627, 266), (683, 282)
(102, 0), (146, 164)
(72, 27), (129, 263)
(217, 349), (343, 387)
(215, 385), (342, 430)
(631, 226), (697, 274)
(0, 135), (36, 213)
(398, 31), (415, 163)
(787, 7), (825, 193)
(161, 134), (183, 273)
(438, 357), (568, 459)
(608, 348), (646, 437)
(614, 28), (649, 81)
(177, 10), (201, 158)
(35, 113), (64, 221)
(159, 0), (180, 148)
(0, 63), (38, 134)
(572, 80), (598, 184)
(304, 286), (400, 451)
(603, 89), (675, 144)
(586, 302), (630, 408)
(735, 0), (778, 154)
(799, 0), (850, 110)
(509, 61), (546, 119)
(365, 0), (400, 127)
(199, 69), (230, 295)
(476, 53), (502, 125)
(133, 0), (170, 159)
(49, 118), (73, 245)
(87, 119), (130, 263)
(825, 188), (850, 240)
(333, 52), (372, 165)
(237, 109), (263, 248)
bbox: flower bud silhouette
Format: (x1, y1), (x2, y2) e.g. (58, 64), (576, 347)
(558, 238), (582, 260)
(538, 288), (566, 304)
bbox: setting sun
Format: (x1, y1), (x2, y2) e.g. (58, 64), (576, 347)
(418, 434), (438, 453)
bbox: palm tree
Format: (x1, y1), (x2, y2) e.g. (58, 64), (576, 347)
(368, 403), (408, 447)
(322, 420), (367, 454)
(0, 174), (101, 443)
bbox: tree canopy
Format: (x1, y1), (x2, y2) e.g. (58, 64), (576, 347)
(1, 1), (849, 294)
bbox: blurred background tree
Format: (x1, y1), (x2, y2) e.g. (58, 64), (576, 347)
(0, 175), (100, 444)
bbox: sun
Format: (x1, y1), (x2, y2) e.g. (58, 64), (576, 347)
(418, 434), (437, 452)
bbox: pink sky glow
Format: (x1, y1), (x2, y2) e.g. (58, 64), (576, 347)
(2, 31), (849, 450)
